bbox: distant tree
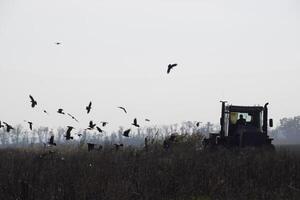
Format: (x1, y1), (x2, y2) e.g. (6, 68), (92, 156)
(30, 130), (37, 144)
(110, 132), (117, 144)
(37, 127), (49, 144)
(0, 130), (9, 145)
(118, 127), (124, 144)
(21, 131), (29, 146)
(57, 127), (65, 143)
(10, 125), (23, 145)
(273, 116), (300, 144)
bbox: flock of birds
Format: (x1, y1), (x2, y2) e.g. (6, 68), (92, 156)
(0, 61), (202, 150)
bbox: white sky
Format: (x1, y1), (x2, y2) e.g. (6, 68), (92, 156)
(0, 0), (299, 131)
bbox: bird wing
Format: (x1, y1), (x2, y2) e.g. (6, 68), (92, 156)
(29, 122), (33, 129)
(67, 113), (74, 118)
(6, 124), (14, 132)
(118, 107), (127, 113)
(124, 129), (131, 134)
(167, 63), (177, 73)
(86, 102), (92, 112)
(167, 66), (171, 73)
(66, 126), (73, 135)
(29, 95), (34, 102)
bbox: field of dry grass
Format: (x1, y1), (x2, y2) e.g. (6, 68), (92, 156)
(0, 135), (299, 200)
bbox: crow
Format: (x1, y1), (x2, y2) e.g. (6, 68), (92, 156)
(24, 120), (35, 130)
(96, 126), (103, 133)
(167, 63), (177, 74)
(100, 121), (108, 127)
(29, 95), (37, 108)
(123, 129), (131, 137)
(55, 42), (61, 45)
(145, 119), (150, 122)
(27, 121), (33, 130)
(67, 113), (79, 122)
(118, 106), (127, 114)
(57, 109), (65, 114)
(86, 101), (92, 114)
(48, 135), (56, 146)
(3, 122), (14, 133)
(43, 110), (49, 114)
(88, 121), (96, 130)
(78, 133), (83, 137)
(65, 126), (74, 140)
(196, 122), (202, 127)
(132, 118), (140, 127)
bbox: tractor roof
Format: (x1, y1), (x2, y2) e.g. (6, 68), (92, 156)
(227, 105), (264, 113)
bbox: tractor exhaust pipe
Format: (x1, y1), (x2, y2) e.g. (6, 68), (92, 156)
(220, 101), (227, 138)
(263, 102), (269, 135)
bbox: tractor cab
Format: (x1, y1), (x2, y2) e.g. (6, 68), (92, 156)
(204, 102), (274, 148)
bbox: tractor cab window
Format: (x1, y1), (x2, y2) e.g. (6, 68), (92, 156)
(230, 112), (261, 127)
(230, 112), (252, 125)
(228, 111), (262, 136)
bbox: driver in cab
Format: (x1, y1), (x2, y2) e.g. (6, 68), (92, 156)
(236, 114), (246, 126)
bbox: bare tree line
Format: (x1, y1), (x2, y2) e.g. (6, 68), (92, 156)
(0, 121), (219, 148)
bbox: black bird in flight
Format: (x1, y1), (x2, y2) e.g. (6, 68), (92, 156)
(132, 118), (140, 127)
(196, 122), (202, 127)
(100, 121), (108, 127)
(27, 121), (33, 130)
(67, 113), (79, 122)
(55, 42), (61, 45)
(65, 126), (74, 140)
(145, 119), (150, 122)
(48, 135), (56, 146)
(78, 133), (83, 137)
(0, 121), (4, 128)
(96, 126), (103, 133)
(3, 122), (14, 133)
(43, 110), (49, 114)
(118, 106), (127, 114)
(57, 109), (65, 115)
(88, 121), (96, 130)
(86, 101), (92, 114)
(167, 63), (177, 74)
(29, 95), (37, 108)
(123, 129), (131, 137)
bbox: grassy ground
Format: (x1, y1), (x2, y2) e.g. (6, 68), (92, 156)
(0, 136), (300, 200)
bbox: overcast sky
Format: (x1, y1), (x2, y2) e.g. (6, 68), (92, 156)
(0, 0), (299, 131)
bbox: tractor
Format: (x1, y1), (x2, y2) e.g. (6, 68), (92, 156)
(203, 101), (274, 148)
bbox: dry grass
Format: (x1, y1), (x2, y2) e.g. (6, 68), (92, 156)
(0, 135), (299, 200)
